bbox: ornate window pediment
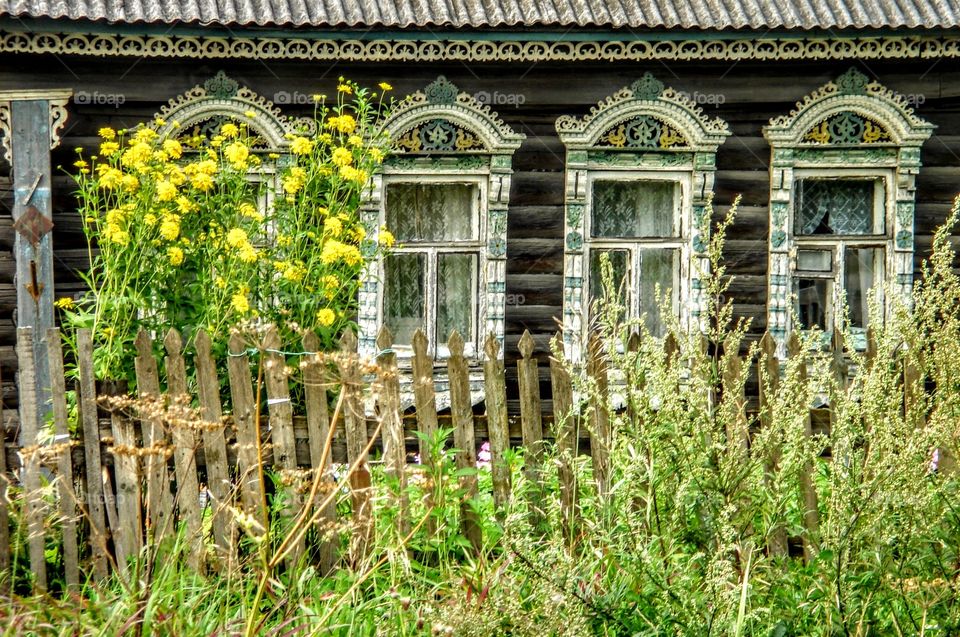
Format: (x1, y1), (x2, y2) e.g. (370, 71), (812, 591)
(359, 77), (524, 409)
(557, 73), (731, 364)
(764, 68), (935, 354)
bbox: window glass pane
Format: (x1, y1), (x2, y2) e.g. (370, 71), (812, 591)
(844, 247), (883, 330)
(794, 278), (831, 331)
(591, 180), (677, 238)
(589, 249), (630, 318)
(639, 248), (677, 338)
(797, 249), (833, 272)
(436, 253), (477, 343)
(385, 183), (476, 242)
(384, 254), (425, 345)
(795, 179), (883, 235)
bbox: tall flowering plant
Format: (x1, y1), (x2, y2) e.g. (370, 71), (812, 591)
(66, 79), (393, 380)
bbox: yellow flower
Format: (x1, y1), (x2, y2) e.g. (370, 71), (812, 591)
(226, 228), (248, 249)
(152, 150), (169, 163)
(99, 141), (120, 156)
(54, 297), (75, 310)
(244, 110), (256, 119)
(176, 196), (196, 214)
(74, 159), (88, 169)
(159, 216), (180, 241)
(215, 276), (227, 289)
(282, 167), (307, 195)
(331, 147), (353, 167)
(337, 83), (352, 94)
(162, 139), (183, 159)
(268, 152), (280, 160)
(237, 243), (258, 263)
(319, 239), (363, 266)
(104, 223), (130, 246)
(121, 174), (140, 193)
(239, 202), (263, 221)
(316, 308), (336, 327)
(347, 135), (363, 148)
(153, 117), (166, 127)
(156, 179), (177, 202)
(312, 94), (326, 103)
(97, 166), (123, 189)
(133, 127), (158, 144)
(231, 293), (250, 314)
(210, 135), (225, 148)
(282, 262), (306, 283)
(378, 82), (393, 92)
(105, 208), (126, 225)
(191, 172), (214, 191)
(167, 166), (186, 186)
(326, 114), (356, 134)
(368, 147), (384, 163)
(324, 217), (343, 237)
(290, 137), (314, 155)
(99, 127), (116, 140)
(167, 246), (184, 266)
(378, 229), (395, 247)
(276, 234), (292, 248)
(339, 165), (368, 184)
(224, 141), (249, 169)
(121, 142), (152, 170)
(144, 213), (157, 226)
(221, 122), (239, 138)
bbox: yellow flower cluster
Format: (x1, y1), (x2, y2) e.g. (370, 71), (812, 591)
(338, 166), (368, 184)
(331, 147), (352, 167)
(316, 308), (336, 326)
(224, 141), (249, 170)
(326, 114), (357, 134)
(283, 167), (307, 195)
(319, 240), (363, 267)
(290, 137), (314, 155)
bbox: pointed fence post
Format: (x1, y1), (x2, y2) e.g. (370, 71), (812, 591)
(302, 331), (338, 574)
(788, 332), (819, 563)
(338, 330), (373, 563)
(411, 329), (439, 535)
(448, 331), (481, 551)
(77, 328), (109, 580)
(134, 329), (175, 545)
(549, 334), (579, 548)
(758, 332), (788, 559)
(585, 333), (611, 500)
(16, 327), (46, 591)
(164, 328), (203, 571)
(483, 333), (510, 516)
(517, 330), (545, 529)
(377, 326), (408, 534)
(195, 330), (235, 561)
(46, 328), (79, 589)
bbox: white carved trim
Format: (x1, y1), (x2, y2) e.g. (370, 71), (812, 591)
(0, 89), (73, 163)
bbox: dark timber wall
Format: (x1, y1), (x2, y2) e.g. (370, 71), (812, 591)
(1, 53), (960, 419)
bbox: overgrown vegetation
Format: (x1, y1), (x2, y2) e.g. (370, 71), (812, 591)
(3, 196), (960, 636)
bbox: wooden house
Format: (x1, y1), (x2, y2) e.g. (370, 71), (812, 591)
(1, 1), (960, 421)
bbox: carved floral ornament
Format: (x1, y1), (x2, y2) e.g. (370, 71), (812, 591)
(0, 88), (73, 164)
(148, 71), (315, 150)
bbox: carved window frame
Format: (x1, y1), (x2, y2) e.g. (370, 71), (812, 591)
(358, 76), (524, 408)
(556, 73), (731, 364)
(764, 68), (934, 354)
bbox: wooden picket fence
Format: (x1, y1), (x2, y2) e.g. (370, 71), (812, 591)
(1, 322), (922, 593)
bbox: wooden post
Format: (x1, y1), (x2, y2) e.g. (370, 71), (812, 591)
(549, 334), (579, 548)
(6, 91), (71, 433)
(338, 330), (373, 563)
(226, 333), (264, 521)
(16, 327), (47, 591)
(164, 328), (203, 570)
(377, 327), (408, 534)
(194, 330), (235, 559)
(263, 326), (304, 566)
(134, 329), (174, 544)
(758, 332), (788, 559)
(46, 328), (79, 588)
(483, 333), (510, 515)
(411, 329), (439, 535)
(585, 333), (611, 500)
(302, 332), (337, 574)
(448, 332), (481, 551)
(77, 329), (109, 580)
(109, 387), (142, 577)
(517, 330), (545, 529)
(787, 332), (819, 562)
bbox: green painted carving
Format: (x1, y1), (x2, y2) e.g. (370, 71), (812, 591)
(587, 151), (690, 167)
(836, 67), (870, 95)
(566, 231), (583, 251)
(597, 115), (688, 149)
(792, 148), (898, 163)
(896, 230), (913, 249)
(204, 70), (239, 98)
(802, 111), (891, 145)
(487, 237), (506, 257)
(384, 155), (487, 170)
(771, 229), (786, 248)
(566, 204), (584, 227)
(424, 75), (458, 105)
(631, 72), (665, 100)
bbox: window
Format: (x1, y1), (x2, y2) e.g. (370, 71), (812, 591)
(556, 73), (731, 364)
(764, 68), (934, 354)
(381, 180), (483, 356)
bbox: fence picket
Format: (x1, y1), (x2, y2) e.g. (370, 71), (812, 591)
(164, 328), (204, 570)
(448, 331), (481, 551)
(46, 328), (79, 588)
(483, 333), (510, 516)
(787, 332), (820, 563)
(226, 333), (264, 522)
(586, 333), (611, 500)
(77, 329), (110, 580)
(411, 329), (438, 535)
(517, 330), (545, 529)
(758, 332), (788, 559)
(108, 381), (142, 575)
(377, 327), (408, 534)
(16, 328), (47, 591)
(195, 330), (235, 560)
(302, 332), (338, 574)
(338, 330), (373, 563)
(549, 335), (578, 548)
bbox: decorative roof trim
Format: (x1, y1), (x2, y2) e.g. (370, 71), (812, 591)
(556, 73), (730, 150)
(382, 76), (524, 154)
(149, 71), (314, 148)
(764, 67), (934, 146)
(4, 31), (960, 62)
